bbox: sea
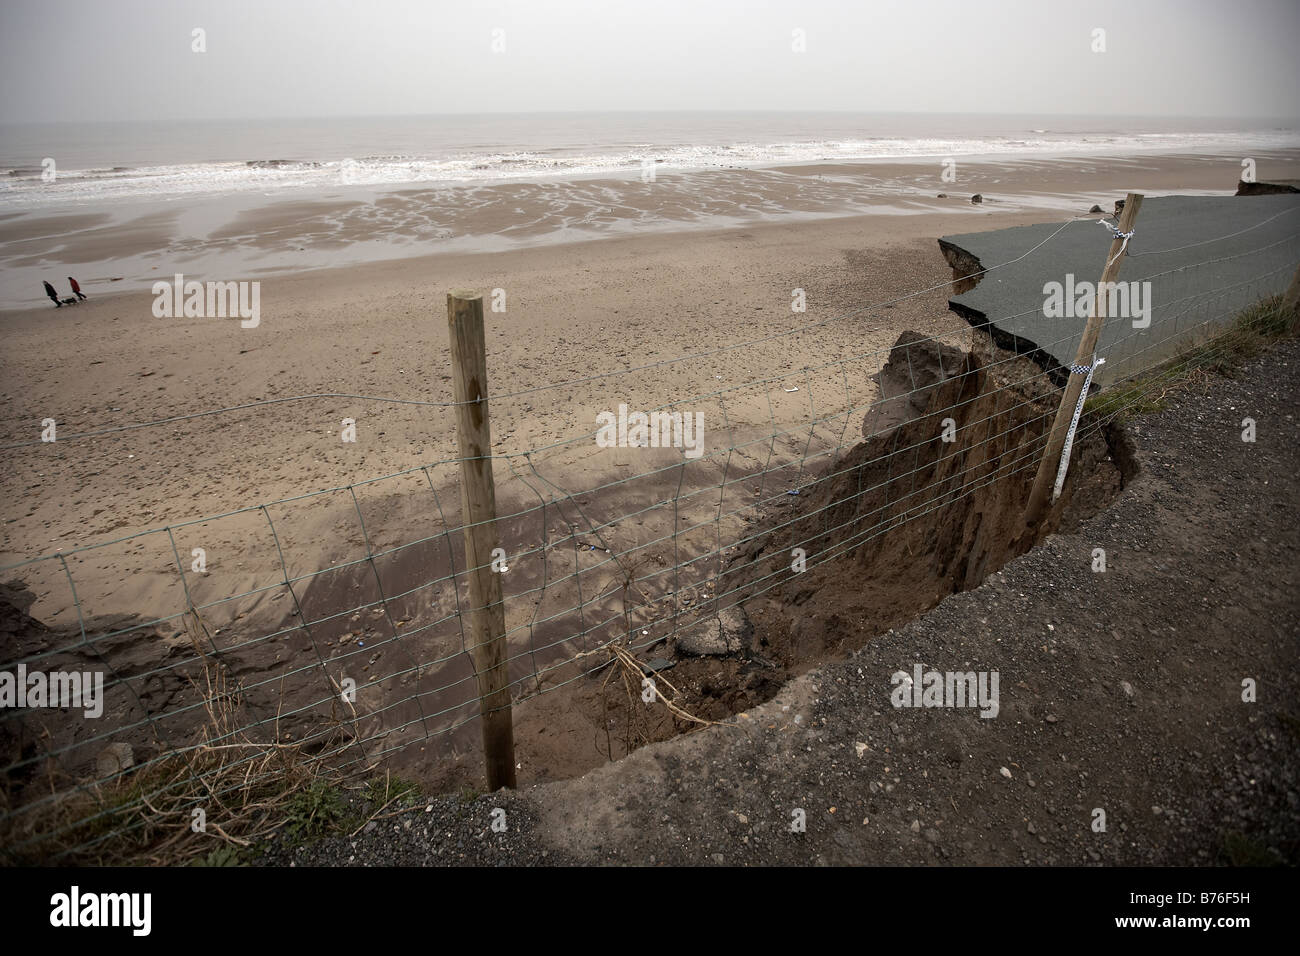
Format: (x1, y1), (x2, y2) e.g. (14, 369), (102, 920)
(2, 111), (1297, 308)
(4, 111), (1298, 208)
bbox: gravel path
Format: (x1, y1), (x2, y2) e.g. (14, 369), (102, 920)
(263, 338), (1299, 867)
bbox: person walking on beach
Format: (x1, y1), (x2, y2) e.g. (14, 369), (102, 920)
(68, 276), (86, 300)
(43, 280), (62, 307)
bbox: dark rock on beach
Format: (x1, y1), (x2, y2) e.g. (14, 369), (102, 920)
(1235, 180), (1300, 196)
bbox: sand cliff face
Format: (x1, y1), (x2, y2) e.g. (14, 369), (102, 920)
(731, 331), (1127, 661)
(860, 331), (971, 439)
(785, 332), (1065, 594)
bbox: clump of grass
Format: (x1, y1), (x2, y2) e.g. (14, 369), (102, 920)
(362, 772), (422, 809)
(1083, 379), (1174, 421)
(1084, 294), (1294, 424)
(330, 770), (435, 838)
(188, 845), (249, 867)
(0, 613), (355, 866)
(284, 780), (354, 843)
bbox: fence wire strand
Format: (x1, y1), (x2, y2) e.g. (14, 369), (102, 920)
(2, 215), (1297, 862)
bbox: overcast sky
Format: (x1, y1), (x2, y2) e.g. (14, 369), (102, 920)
(1, 0), (1296, 123)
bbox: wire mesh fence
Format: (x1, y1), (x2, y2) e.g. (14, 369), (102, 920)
(2, 208), (1297, 863)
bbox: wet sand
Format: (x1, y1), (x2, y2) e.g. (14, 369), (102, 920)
(4, 151), (1295, 309)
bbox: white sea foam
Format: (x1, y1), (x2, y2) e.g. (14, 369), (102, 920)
(5, 128), (1298, 208)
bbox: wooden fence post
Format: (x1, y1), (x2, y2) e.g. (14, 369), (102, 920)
(1021, 193), (1144, 537)
(447, 290), (516, 791)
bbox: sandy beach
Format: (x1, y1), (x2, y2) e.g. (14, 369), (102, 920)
(3, 151), (1298, 607)
(1, 147), (1297, 796)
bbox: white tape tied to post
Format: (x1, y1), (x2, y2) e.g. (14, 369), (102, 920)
(1052, 354), (1106, 502)
(1098, 219), (1135, 267)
